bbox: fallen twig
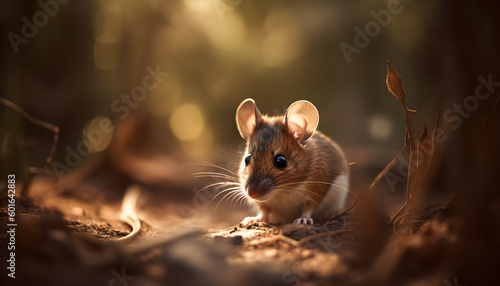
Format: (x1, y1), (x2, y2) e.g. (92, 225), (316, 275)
(0, 97), (59, 168)
(116, 185), (142, 242)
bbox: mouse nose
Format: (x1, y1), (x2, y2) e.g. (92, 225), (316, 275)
(246, 179), (273, 199)
(247, 189), (259, 199)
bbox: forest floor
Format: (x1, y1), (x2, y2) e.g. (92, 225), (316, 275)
(1, 161), (498, 286)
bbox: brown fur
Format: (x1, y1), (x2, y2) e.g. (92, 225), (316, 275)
(239, 115), (348, 223)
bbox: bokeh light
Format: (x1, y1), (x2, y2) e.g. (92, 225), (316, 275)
(93, 3), (121, 70)
(181, 128), (214, 157)
(83, 116), (114, 153)
(211, 76), (248, 109)
(388, 12), (423, 50)
(262, 10), (303, 67)
(202, 14), (246, 51)
(367, 113), (393, 142)
(149, 80), (182, 117)
(170, 104), (205, 141)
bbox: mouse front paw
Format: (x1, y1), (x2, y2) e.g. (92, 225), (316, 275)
(240, 216), (264, 226)
(293, 217), (314, 225)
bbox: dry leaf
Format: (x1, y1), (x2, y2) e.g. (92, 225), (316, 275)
(386, 61), (416, 113)
(386, 61), (406, 105)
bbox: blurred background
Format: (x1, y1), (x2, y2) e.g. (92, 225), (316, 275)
(1, 1), (500, 285)
(0, 0), (499, 218)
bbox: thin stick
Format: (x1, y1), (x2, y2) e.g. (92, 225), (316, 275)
(246, 234), (300, 247)
(278, 235), (300, 247)
(368, 147), (406, 191)
(0, 97), (59, 168)
(325, 197), (358, 225)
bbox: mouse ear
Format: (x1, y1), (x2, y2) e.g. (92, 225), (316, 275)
(236, 98), (263, 140)
(285, 100), (319, 142)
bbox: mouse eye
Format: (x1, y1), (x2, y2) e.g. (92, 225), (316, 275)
(244, 154), (251, 166)
(274, 155), (287, 168)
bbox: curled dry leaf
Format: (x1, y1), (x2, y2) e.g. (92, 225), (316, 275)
(386, 61), (416, 114)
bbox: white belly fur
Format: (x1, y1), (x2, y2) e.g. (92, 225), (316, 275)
(311, 171), (349, 221)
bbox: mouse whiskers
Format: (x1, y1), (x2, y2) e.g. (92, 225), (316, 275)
(279, 181), (355, 197)
(213, 187), (245, 209)
(270, 188), (304, 209)
(194, 181), (240, 195)
(193, 171), (238, 181)
(193, 161), (246, 209)
(192, 161), (239, 175)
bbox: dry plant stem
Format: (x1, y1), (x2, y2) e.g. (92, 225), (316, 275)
(278, 235), (301, 247)
(397, 116), (438, 225)
(369, 63), (416, 193)
(382, 61), (417, 224)
(0, 97), (59, 168)
(244, 229), (355, 248)
(392, 213), (410, 235)
(412, 126), (435, 221)
(392, 110), (416, 223)
(368, 135), (407, 191)
(325, 198), (358, 225)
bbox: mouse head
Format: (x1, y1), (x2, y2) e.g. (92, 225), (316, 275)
(236, 98), (319, 200)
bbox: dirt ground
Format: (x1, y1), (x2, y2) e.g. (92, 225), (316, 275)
(1, 154), (499, 286)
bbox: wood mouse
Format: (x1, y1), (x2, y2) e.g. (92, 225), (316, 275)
(236, 98), (349, 225)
